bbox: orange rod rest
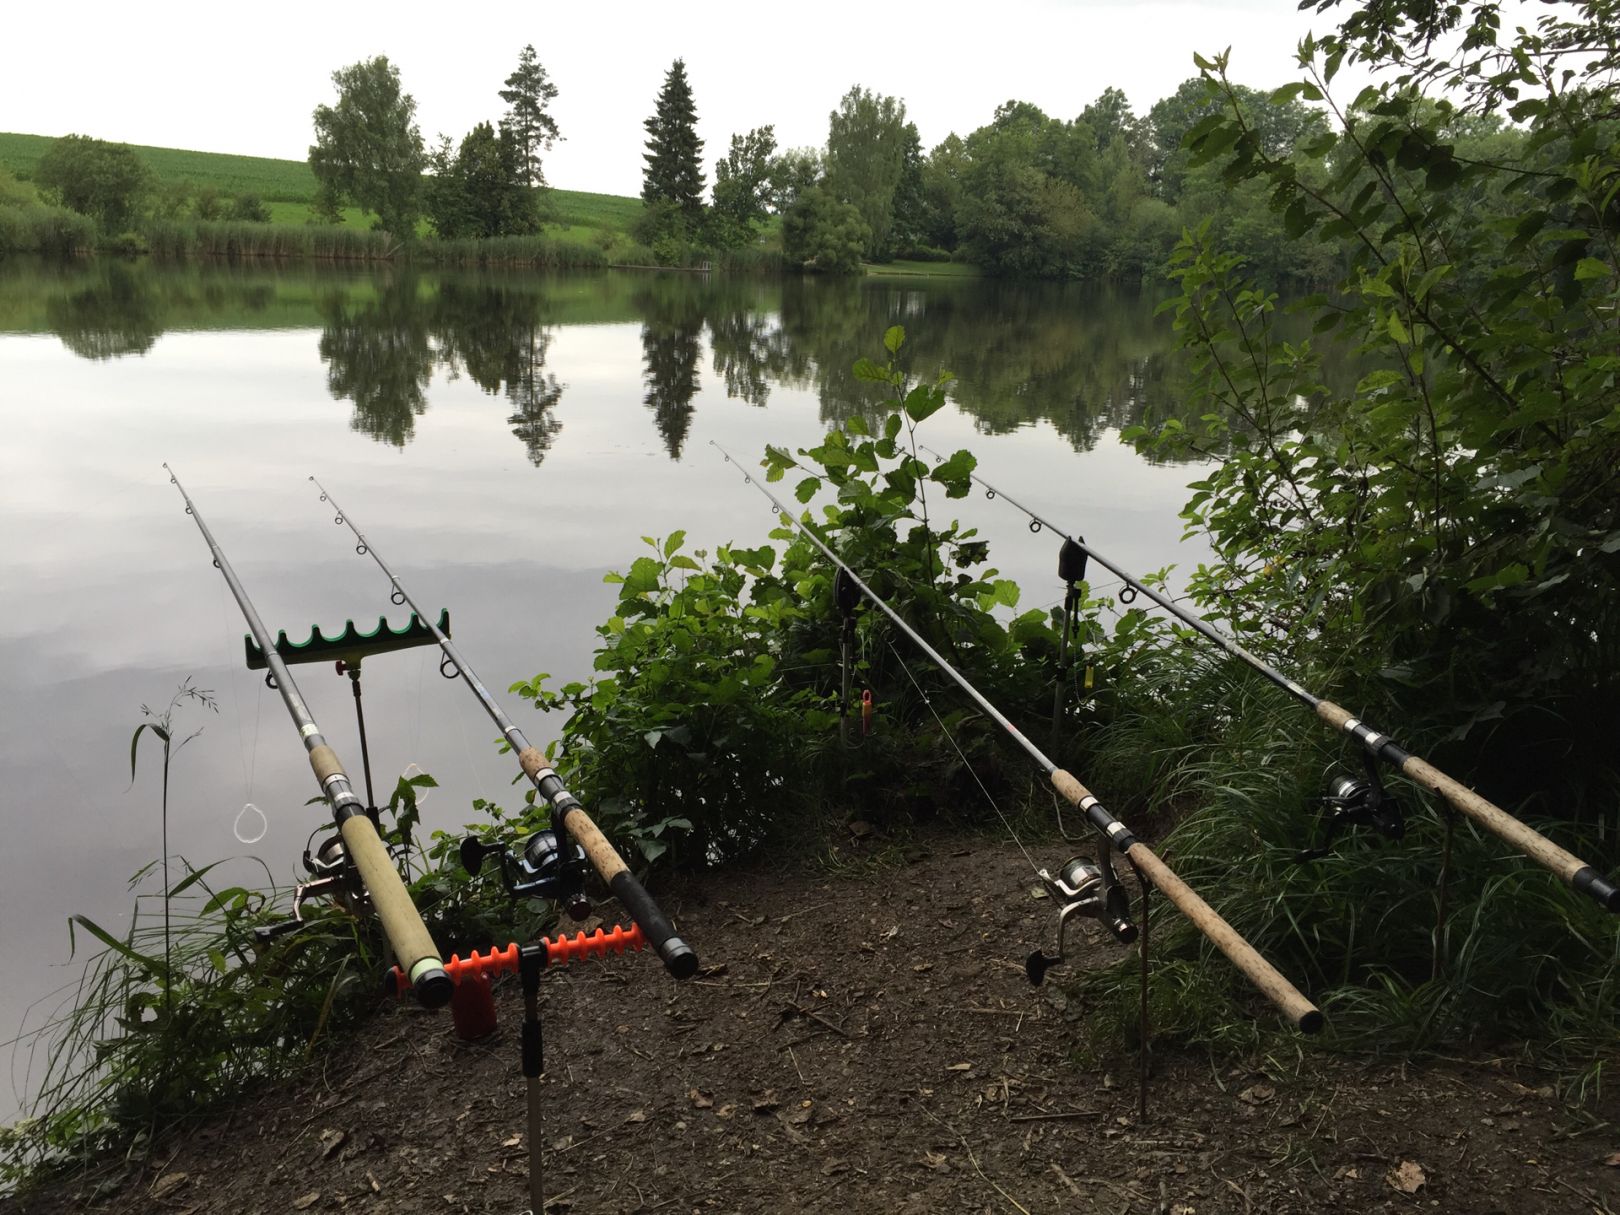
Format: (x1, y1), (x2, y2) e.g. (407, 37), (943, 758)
(389, 924), (646, 997)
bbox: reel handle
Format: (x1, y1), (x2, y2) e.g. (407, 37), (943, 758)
(1025, 950), (1061, 986)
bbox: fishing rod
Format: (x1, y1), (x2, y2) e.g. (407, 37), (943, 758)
(164, 466), (453, 1008)
(924, 447), (1620, 914)
(306, 477), (699, 980)
(711, 441), (1323, 1033)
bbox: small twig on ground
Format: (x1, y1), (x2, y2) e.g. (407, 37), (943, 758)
(1009, 1110), (1094, 1124)
(1554, 1176), (1617, 1215)
(1049, 1162), (1083, 1198)
(783, 1003), (850, 1038)
(918, 1106), (1031, 1215)
(789, 1046), (806, 1085)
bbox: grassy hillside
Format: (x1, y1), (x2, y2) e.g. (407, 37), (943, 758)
(0, 131), (646, 240)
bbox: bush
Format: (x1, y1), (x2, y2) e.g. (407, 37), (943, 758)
(229, 193), (271, 223)
(0, 202), (95, 256)
(35, 134), (152, 232)
(511, 327), (1083, 866)
(892, 244), (952, 263)
(781, 186), (869, 274)
(101, 230), (149, 257)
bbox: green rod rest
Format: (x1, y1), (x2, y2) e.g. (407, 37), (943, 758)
(245, 610), (451, 670)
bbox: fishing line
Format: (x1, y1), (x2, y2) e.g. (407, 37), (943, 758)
(713, 440), (1322, 1031)
(305, 475), (697, 978)
(925, 446), (1620, 912)
(213, 554), (266, 844)
(165, 464), (454, 1008)
(883, 639), (1043, 880)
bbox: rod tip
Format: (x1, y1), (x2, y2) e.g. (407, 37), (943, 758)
(1297, 1008), (1326, 1035)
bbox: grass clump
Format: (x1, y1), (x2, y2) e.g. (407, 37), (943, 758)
(1070, 655), (1620, 1095)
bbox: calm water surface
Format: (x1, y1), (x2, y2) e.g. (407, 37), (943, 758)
(0, 261), (1211, 1117)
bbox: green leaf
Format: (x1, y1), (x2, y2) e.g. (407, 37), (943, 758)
(852, 357), (890, 383)
(663, 530), (687, 558)
(70, 914), (163, 971)
(129, 722), (151, 783)
(622, 556), (662, 597)
(1574, 257), (1612, 282)
(904, 385), (945, 423)
(795, 475), (822, 503)
(883, 325), (905, 354)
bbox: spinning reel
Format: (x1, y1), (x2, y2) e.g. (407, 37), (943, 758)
(1296, 752), (1406, 862)
(1025, 842), (1138, 986)
(460, 827), (593, 921)
(254, 832), (370, 944)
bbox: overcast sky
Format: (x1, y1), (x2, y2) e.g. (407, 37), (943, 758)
(3, 0), (1464, 197)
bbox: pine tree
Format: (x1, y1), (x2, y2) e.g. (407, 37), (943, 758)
(641, 59), (706, 222)
(499, 45), (560, 188)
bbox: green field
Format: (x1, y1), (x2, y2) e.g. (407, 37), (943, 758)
(0, 131), (969, 273)
(0, 131), (646, 244)
(866, 258), (981, 278)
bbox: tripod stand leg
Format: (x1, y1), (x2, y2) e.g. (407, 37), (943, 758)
(521, 944), (545, 1214)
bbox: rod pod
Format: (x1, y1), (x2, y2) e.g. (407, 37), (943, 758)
(712, 442), (1322, 1033)
(164, 466), (452, 1008)
(925, 448), (1620, 914)
(307, 477), (698, 981)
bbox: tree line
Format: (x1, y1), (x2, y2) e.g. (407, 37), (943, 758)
(9, 38), (1563, 286)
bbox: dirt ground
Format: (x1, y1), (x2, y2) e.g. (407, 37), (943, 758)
(6, 832), (1619, 1215)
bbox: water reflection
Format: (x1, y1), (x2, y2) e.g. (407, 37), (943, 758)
(317, 278), (434, 446)
(45, 263), (163, 360)
(2, 260), (1276, 462)
(434, 281), (566, 466)
(637, 282), (705, 458)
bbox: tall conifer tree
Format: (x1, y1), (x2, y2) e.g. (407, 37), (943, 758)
(499, 45), (561, 188)
(641, 59), (706, 222)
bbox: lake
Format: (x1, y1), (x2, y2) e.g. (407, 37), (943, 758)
(0, 259), (1212, 1120)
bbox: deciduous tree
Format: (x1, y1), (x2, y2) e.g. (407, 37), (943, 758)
(825, 85), (908, 258)
(767, 147), (822, 213)
(309, 56), (426, 241)
(711, 125), (778, 242)
(35, 135), (151, 231)
(426, 122), (537, 239)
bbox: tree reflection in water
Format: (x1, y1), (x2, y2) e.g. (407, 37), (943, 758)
(17, 263), (1357, 466)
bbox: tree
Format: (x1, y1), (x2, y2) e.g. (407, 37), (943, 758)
(918, 135), (968, 249)
(768, 147), (822, 213)
(711, 125), (777, 241)
(426, 122), (537, 239)
(825, 86), (909, 258)
(499, 45), (561, 188)
(781, 186), (870, 273)
(35, 135), (151, 231)
(1143, 2), (1620, 814)
(886, 124), (927, 255)
(642, 59), (706, 225)
(309, 56), (427, 241)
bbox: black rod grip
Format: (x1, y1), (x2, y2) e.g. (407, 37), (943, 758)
(1573, 867), (1620, 912)
(609, 871), (698, 979)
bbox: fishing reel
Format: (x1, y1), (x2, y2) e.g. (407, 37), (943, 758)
(1025, 844), (1138, 986)
(460, 828), (593, 921)
(253, 833), (369, 944)
(1296, 754), (1405, 862)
